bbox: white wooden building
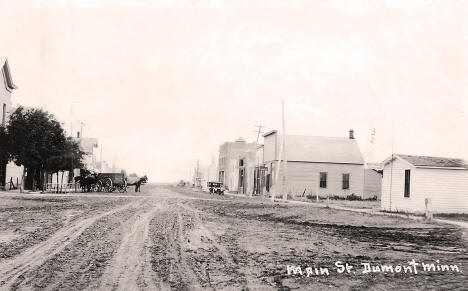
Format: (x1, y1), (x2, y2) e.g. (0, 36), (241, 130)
(0, 57), (21, 189)
(262, 130), (380, 198)
(381, 154), (468, 214)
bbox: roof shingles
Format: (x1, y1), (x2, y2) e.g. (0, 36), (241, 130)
(397, 154), (466, 168)
(271, 133), (364, 164)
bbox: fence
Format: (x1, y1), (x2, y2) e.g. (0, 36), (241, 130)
(44, 183), (78, 193)
(7, 177), (20, 190)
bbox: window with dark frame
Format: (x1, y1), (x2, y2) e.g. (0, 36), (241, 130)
(320, 172), (327, 188)
(342, 173), (350, 189)
(404, 169), (411, 197)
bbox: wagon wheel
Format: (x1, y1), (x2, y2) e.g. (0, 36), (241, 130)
(103, 178), (113, 192)
(95, 180), (103, 192)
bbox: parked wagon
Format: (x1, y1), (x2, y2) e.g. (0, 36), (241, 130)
(96, 173), (127, 193)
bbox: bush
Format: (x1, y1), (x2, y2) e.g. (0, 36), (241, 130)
(345, 193), (362, 201)
(306, 193), (315, 200)
(329, 195), (346, 200)
(364, 195), (378, 201)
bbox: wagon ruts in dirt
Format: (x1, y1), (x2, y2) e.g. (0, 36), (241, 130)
(95, 173), (128, 193)
(208, 181), (225, 195)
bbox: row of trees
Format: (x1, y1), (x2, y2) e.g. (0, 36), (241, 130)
(0, 106), (85, 192)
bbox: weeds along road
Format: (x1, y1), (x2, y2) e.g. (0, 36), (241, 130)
(0, 184), (467, 290)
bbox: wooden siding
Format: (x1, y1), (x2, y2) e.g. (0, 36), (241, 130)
(263, 134), (277, 162)
(381, 158), (414, 211)
(0, 69), (11, 125)
(1, 66), (13, 186)
(382, 157), (468, 213)
(415, 168), (468, 213)
(272, 161), (365, 197)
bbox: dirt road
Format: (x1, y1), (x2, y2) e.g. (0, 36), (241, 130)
(0, 185), (466, 290)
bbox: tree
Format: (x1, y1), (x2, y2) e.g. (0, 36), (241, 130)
(48, 137), (85, 192)
(0, 126), (8, 188)
(7, 106), (85, 192)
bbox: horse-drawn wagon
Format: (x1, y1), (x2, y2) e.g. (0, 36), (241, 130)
(96, 173), (127, 193)
(75, 170), (127, 193)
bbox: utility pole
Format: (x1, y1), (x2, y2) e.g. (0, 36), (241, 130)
(194, 159), (200, 187)
(271, 101), (286, 202)
(253, 124), (265, 144)
(251, 124), (265, 198)
(362, 128), (376, 199)
(282, 100), (288, 201)
(389, 122), (395, 211)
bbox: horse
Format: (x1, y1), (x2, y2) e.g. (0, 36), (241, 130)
(74, 170), (99, 192)
(127, 175), (148, 192)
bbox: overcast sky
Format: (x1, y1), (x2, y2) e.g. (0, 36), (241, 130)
(1, 0), (466, 182)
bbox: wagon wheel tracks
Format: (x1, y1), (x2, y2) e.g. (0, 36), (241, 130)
(177, 202), (252, 289)
(97, 198), (168, 291)
(0, 198), (146, 288)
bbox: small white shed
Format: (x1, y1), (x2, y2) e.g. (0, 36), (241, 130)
(381, 154), (468, 214)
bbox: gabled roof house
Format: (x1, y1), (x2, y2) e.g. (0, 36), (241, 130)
(262, 130), (379, 198)
(381, 154), (468, 213)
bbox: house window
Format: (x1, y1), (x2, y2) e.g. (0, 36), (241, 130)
(2, 103), (5, 126)
(239, 159), (244, 167)
(404, 169), (411, 197)
(320, 172), (327, 188)
(342, 173), (350, 189)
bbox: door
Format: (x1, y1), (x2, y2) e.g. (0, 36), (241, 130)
(254, 167), (267, 195)
(238, 168), (245, 194)
(265, 173), (271, 192)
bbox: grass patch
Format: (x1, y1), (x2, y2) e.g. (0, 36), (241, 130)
(434, 213), (468, 222)
(305, 193), (378, 201)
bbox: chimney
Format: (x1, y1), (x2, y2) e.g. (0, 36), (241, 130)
(77, 131), (80, 138)
(349, 129), (354, 139)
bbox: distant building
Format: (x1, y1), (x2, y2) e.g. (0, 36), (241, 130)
(253, 145), (267, 195)
(0, 57), (20, 189)
(262, 129), (379, 198)
(72, 136), (99, 171)
(364, 163), (383, 199)
(218, 137), (257, 192)
(381, 154), (468, 214)
(199, 156), (218, 190)
(237, 148), (257, 194)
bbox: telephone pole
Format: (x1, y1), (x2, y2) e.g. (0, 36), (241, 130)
(253, 124), (265, 144)
(282, 100), (288, 201)
(271, 100), (286, 202)
(252, 124), (265, 198)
